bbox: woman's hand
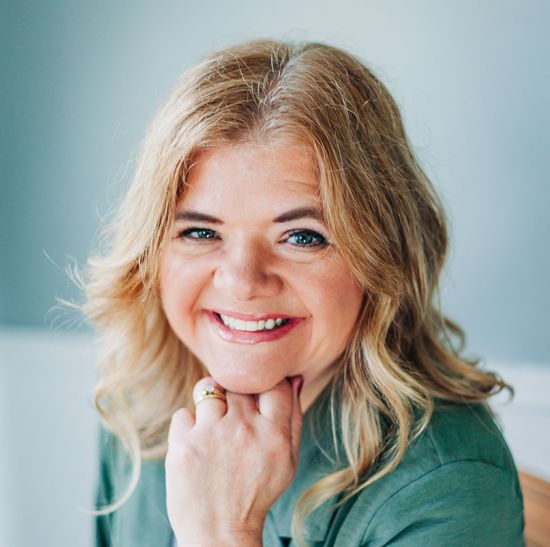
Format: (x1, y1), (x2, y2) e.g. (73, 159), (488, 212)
(165, 375), (304, 547)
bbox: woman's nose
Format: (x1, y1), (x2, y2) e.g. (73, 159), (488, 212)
(212, 239), (283, 300)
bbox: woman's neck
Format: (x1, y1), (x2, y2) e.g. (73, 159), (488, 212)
(299, 362), (338, 412)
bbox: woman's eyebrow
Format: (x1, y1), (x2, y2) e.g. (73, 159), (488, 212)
(175, 206), (325, 224)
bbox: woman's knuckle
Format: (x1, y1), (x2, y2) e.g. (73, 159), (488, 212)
(266, 431), (290, 455)
(234, 420), (256, 442)
(171, 407), (190, 422)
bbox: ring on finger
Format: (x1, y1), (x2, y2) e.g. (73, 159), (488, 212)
(194, 385), (227, 406)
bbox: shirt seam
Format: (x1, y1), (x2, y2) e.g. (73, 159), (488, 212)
(425, 423), (444, 466)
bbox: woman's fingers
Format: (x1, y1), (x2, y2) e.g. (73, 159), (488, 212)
(190, 376), (303, 457)
(257, 376), (303, 467)
(168, 407), (195, 447)
(225, 390), (258, 417)
(193, 377), (227, 424)
(257, 377), (296, 428)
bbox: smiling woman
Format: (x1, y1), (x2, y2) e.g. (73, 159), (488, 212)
(80, 39), (525, 547)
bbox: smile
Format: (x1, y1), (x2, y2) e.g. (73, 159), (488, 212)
(218, 313), (291, 331)
(206, 311), (303, 345)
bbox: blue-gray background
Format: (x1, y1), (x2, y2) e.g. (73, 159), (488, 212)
(1, 0), (549, 363)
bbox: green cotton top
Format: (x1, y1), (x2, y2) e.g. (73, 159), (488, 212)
(95, 385), (525, 547)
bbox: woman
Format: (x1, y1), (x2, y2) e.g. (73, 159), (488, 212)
(85, 39), (525, 546)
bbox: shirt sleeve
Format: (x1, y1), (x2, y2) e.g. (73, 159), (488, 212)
(361, 461), (525, 547)
(94, 426), (115, 547)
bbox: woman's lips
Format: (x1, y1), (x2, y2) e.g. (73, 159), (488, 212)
(205, 310), (304, 345)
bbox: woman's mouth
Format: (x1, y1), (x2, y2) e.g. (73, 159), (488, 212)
(206, 311), (303, 344)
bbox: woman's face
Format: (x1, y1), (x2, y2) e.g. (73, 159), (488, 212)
(159, 143), (364, 394)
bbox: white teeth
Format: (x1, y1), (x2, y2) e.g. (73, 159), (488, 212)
(218, 314), (288, 332)
(245, 321), (257, 331)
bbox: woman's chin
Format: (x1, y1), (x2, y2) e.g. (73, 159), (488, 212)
(209, 372), (280, 395)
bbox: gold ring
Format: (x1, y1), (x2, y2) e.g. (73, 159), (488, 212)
(194, 386), (227, 406)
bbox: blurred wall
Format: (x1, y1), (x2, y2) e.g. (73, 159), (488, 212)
(0, 330), (98, 547)
(1, 0), (549, 363)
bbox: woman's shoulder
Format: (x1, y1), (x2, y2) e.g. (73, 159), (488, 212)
(367, 399), (523, 511)
(414, 398), (519, 473)
(334, 399), (525, 546)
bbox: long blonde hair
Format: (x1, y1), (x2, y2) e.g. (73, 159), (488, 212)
(82, 38), (510, 543)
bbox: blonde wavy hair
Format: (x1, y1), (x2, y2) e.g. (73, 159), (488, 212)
(82, 38), (510, 544)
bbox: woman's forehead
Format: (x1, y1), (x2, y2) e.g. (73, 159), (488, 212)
(183, 143), (321, 198)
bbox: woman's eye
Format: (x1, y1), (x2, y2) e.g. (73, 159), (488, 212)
(286, 229), (327, 249)
(177, 227), (219, 241)
(177, 227), (328, 249)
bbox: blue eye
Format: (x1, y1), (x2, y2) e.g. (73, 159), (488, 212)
(178, 227), (219, 240)
(286, 229), (327, 248)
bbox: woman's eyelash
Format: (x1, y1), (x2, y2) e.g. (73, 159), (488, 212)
(176, 227), (328, 249)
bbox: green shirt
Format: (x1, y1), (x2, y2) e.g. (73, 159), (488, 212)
(95, 387), (525, 546)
